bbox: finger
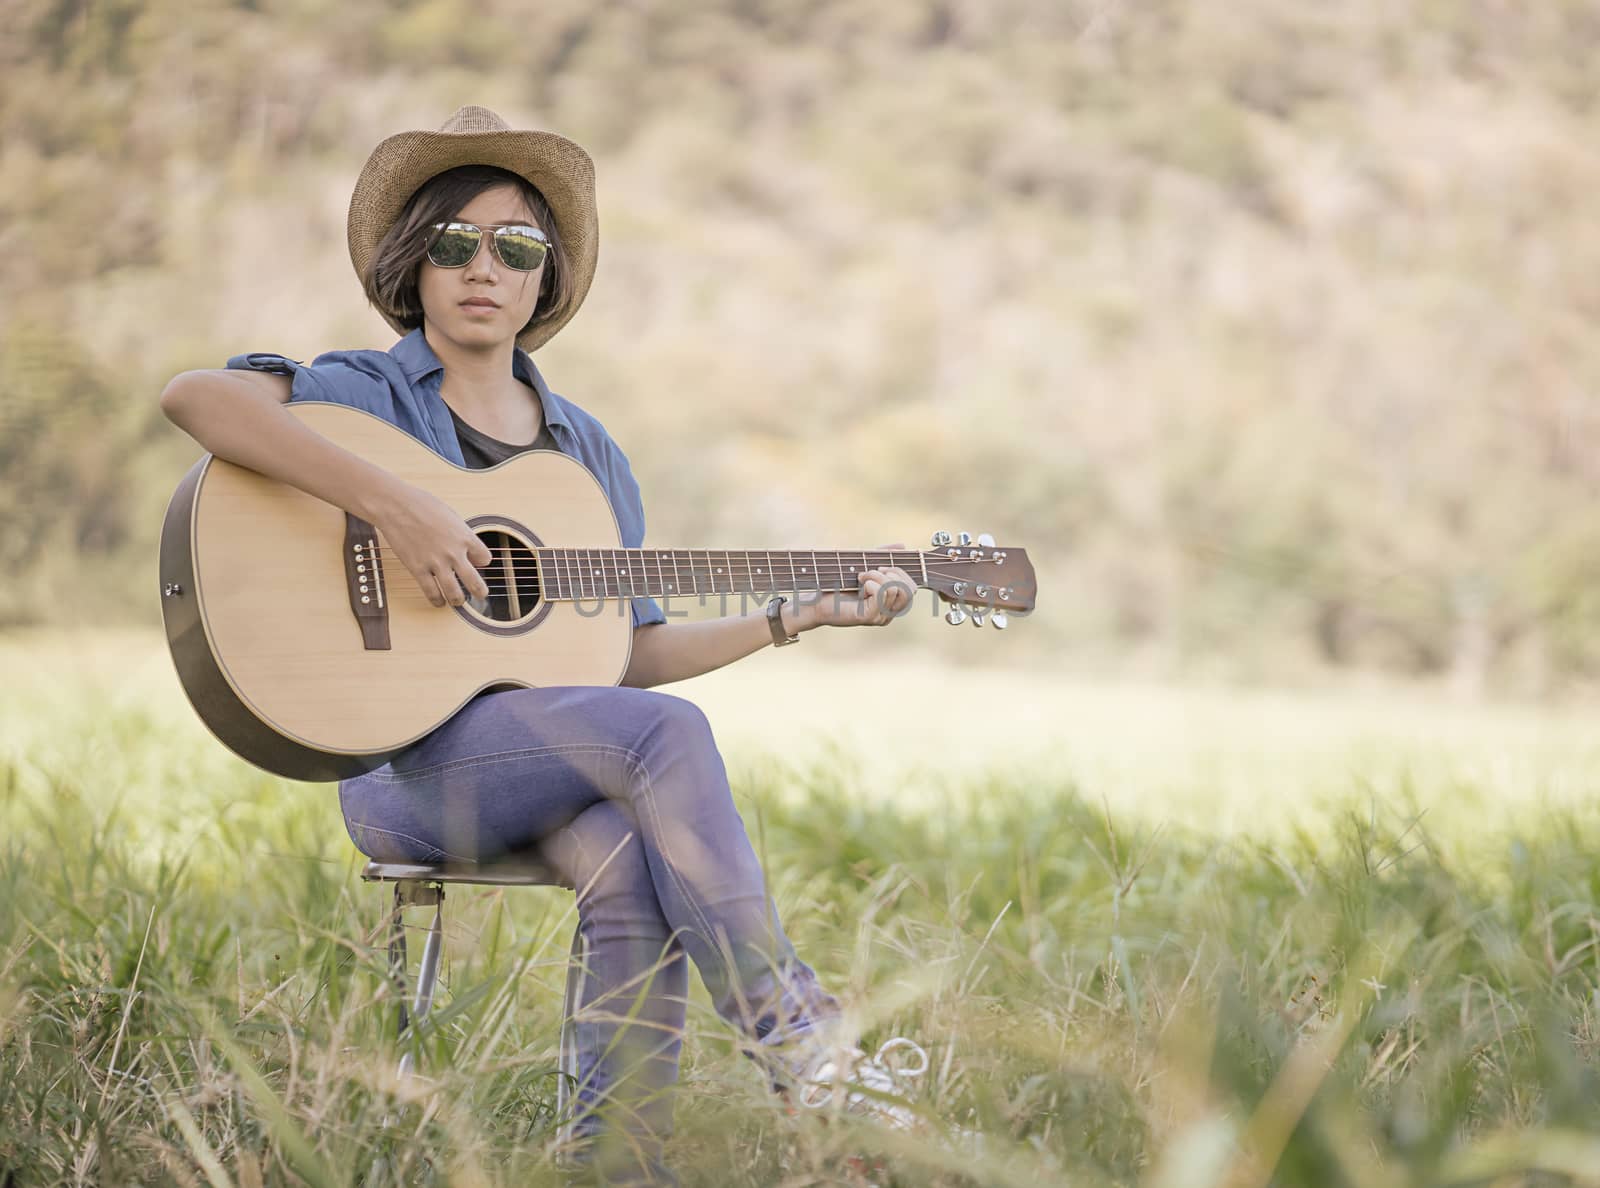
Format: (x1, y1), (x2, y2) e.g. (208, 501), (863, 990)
(463, 560), (491, 603)
(426, 569), (446, 608)
(864, 569), (912, 614)
(882, 577), (913, 613)
(891, 572), (915, 611)
(467, 536), (493, 568)
(438, 568), (467, 608)
(860, 577), (882, 616)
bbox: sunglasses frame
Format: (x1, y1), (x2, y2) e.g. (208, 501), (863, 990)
(425, 221), (551, 272)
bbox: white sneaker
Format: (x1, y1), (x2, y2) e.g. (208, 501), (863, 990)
(794, 1036), (930, 1130)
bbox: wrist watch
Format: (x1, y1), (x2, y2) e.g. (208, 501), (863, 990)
(767, 595), (800, 647)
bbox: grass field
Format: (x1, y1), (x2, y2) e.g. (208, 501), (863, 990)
(6, 629), (1600, 1186)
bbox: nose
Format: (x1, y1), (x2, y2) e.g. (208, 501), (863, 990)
(463, 231), (498, 281)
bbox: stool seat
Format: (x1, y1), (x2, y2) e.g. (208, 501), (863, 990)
(361, 857), (570, 888)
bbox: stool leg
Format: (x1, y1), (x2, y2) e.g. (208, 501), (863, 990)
(388, 884), (410, 1041)
(414, 897), (445, 1020)
(556, 924), (589, 1152)
(398, 889), (445, 1081)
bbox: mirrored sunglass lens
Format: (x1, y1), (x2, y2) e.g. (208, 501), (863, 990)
(495, 228), (547, 271)
(429, 227), (480, 267)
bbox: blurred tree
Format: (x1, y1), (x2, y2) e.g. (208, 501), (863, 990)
(3, 0), (1599, 691)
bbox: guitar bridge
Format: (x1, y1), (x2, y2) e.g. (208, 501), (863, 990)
(344, 514), (391, 651)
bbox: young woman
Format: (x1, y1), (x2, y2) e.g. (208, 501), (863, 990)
(160, 106), (925, 1183)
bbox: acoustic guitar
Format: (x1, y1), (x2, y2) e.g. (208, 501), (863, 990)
(159, 402), (1038, 781)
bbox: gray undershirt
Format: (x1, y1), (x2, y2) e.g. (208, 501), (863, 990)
(447, 402), (559, 468)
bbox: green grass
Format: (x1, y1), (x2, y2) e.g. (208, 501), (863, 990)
(6, 632), (1600, 1185)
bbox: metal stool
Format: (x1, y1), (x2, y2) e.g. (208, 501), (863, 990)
(361, 857), (586, 1144)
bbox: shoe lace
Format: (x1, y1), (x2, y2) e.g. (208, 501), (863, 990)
(797, 1036), (930, 1116)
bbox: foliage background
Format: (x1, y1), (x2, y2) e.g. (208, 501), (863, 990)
(5, 0), (1600, 695)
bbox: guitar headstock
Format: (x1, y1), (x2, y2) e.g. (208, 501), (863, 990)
(921, 531), (1037, 628)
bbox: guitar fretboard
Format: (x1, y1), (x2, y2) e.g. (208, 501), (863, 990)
(530, 548), (930, 602)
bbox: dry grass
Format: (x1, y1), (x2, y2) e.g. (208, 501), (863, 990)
(6, 631), (1600, 1184)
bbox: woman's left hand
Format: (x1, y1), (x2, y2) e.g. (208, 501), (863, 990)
(804, 543), (917, 629)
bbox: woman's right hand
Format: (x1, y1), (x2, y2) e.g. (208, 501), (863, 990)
(371, 482), (493, 609)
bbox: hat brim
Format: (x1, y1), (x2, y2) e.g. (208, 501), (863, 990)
(347, 127), (598, 352)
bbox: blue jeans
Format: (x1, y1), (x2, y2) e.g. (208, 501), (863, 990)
(339, 686), (838, 1181)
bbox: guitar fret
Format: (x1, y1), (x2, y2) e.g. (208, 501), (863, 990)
(540, 546), (935, 605)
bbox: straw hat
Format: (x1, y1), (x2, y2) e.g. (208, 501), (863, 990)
(346, 105), (598, 351)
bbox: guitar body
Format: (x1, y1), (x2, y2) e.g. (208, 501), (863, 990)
(159, 402), (632, 782)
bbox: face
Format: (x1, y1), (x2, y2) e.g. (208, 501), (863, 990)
(416, 184), (546, 350)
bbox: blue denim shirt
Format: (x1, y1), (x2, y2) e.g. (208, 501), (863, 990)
(226, 328), (667, 628)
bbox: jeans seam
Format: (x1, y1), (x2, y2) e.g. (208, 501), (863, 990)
(368, 743), (637, 784)
(619, 749), (726, 977)
(349, 821), (470, 865)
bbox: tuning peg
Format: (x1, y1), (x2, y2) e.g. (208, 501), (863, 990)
(970, 606), (987, 627)
(977, 533), (994, 547)
(957, 531), (972, 546)
(944, 604), (967, 626)
(991, 611), (1008, 630)
(930, 531), (952, 547)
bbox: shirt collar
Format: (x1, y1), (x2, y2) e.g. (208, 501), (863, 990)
(390, 327), (573, 435)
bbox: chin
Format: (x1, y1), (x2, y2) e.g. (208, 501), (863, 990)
(453, 318), (510, 341)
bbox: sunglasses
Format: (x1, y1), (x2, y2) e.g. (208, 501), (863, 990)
(425, 222), (550, 272)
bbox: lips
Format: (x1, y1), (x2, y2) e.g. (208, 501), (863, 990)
(460, 298), (499, 309)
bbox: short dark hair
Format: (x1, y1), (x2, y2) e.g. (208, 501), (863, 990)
(362, 164), (575, 345)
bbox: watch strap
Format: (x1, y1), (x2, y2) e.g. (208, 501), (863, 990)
(767, 595), (799, 646)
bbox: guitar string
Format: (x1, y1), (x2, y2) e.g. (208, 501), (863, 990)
(355, 562), (998, 594)
(355, 551), (995, 585)
(372, 565), (1012, 606)
(358, 546), (993, 563)
(368, 559), (1001, 594)
(375, 570), (993, 597)
(357, 552), (1002, 604)
(349, 547), (1007, 608)
(356, 547), (996, 577)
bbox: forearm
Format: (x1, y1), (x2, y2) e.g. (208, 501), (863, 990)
(160, 371), (409, 522)
(621, 598), (816, 688)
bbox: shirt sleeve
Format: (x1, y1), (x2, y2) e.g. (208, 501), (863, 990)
(225, 350), (392, 412)
(606, 441), (668, 629)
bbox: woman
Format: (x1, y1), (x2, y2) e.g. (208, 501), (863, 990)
(159, 106), (924, 1182)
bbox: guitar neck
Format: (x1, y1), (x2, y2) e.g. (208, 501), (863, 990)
(533, 548), (929, 602)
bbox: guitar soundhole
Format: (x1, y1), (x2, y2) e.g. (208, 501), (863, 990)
(473, 528), (542, 622)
